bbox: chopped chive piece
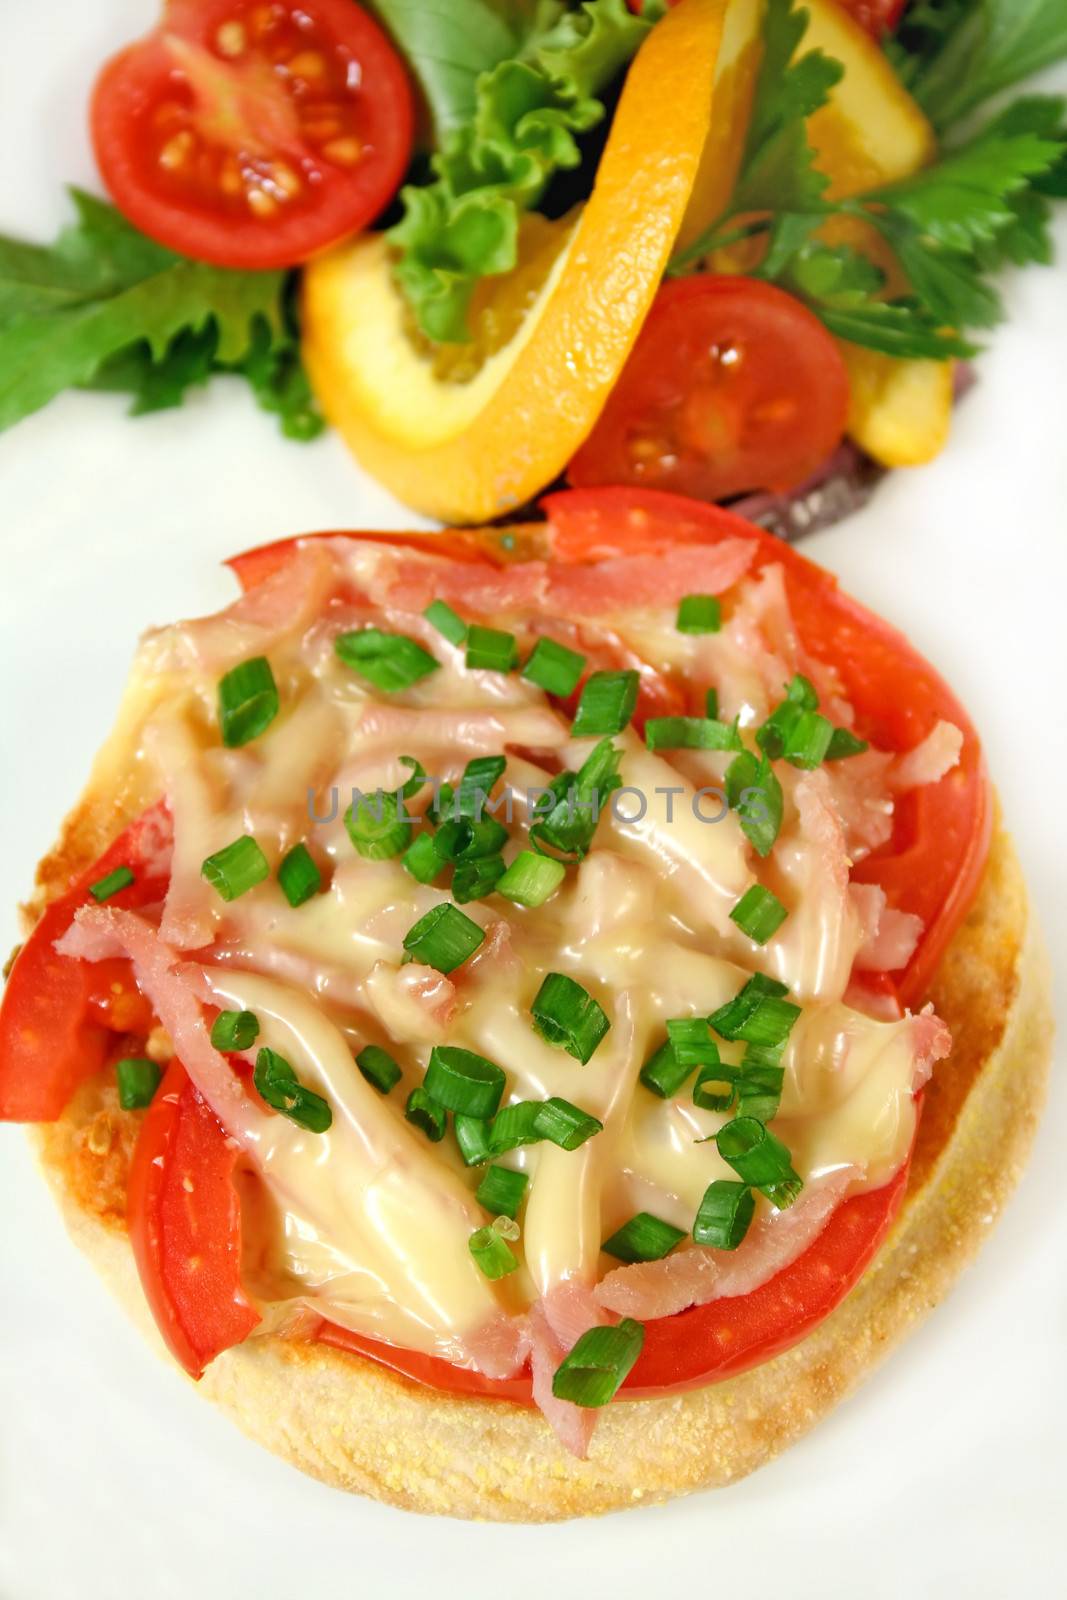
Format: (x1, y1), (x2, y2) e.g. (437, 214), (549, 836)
(787, 672), (819, 709)
(730, 885), (789, 945)
(465, 625), (518, 673)
(115, 1057), (161, 1110)
(89, 865), (135, 903)
(528, 737), (622, 861)
(335, 628), (439, 692)
(277, 842), (321, 908)
(725, 750), (783, 857)
(521, 636), (586, 697)
(476, 1164), (529, 1219)
(468, 1224), (519, 1279)
(254, 1047), (332, 1133)
(717, 1116), (802, 1207)
(496, 850), (566, 907)
(434, 816), (509, 863)
(402, 831), (443, 885)
(693, 1062), (739, 1114)
(602, 1212), (686, 1264)
(693, 1179), (756, 1250)
(533, 1096), (603, 1151)
(756, 700), (802, 761)
(571, 670), (639, 737)
(424, 1046), (506, 1118)
(404, 1085), (447, 1142)
(356, 1044), (402, 1094)
(666, 1016), (721, 1068)
(552, 1318), (645, 1407)
(201, 835), (269, 901)
(454, 1114), (493, 1167)
(676, 594), (722, 634)
(530, 973), (610, 1064)
(423, 599), (467, 646)
(210, 1009), (259, 1052)
(452, 855), (506, 903)
(781, 709), (834, 769)
(709, 974), (800, 1048)
(218, 655), (279, 748)
(489, 1100), (544, 1155)
(705, 687), (719, 720)
(736, 1044), (786, 1122)
(398, 755), (428, 799)
(455, 755), (507, 818)
(825, 726), (869, 760)
(428, 781), (455, 824)
(645, 715), (742, 752)
(639, 1038), (693, 1099)
(344, 791), (410, 861)
(403, 903), (485, 973)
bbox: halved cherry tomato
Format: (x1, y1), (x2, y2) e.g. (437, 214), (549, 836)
(568, 277), (851, 503)
(0, 803), (171, 1121)
(838, 0), (908, 37)
(90, 0), (414, 270)
(127, 1057), (260, 1378)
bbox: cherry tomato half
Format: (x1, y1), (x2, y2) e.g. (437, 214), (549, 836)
(568, 276), (851, 503)
(90, 0), (414, 270)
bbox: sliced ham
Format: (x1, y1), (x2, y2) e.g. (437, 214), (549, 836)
(851, 883), (924, 974)
(548, 541), (757, 615)
(364, 961), (457, 1044)
(526, 1282), (610, 1459)
(892, 720), (963, 791)
(908, 1005), (952, 1090)
(354, 703), (569, 757)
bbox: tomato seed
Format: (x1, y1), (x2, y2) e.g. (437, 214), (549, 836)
(215, 21), (246, 57)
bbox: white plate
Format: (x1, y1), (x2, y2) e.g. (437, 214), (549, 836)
(1, 6), (1064, 1595)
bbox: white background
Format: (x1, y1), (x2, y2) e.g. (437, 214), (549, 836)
(1, 4), (1064, 1596)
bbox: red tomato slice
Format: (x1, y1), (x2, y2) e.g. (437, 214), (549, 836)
(568, 276), (851, 503)
(838, 0), (908, 36)
(90, 0), (414, 270)
(127, 1057), (260, 1378)
(0, 803), (171, 1121)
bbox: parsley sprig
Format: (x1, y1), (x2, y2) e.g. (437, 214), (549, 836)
(670, 0), (1067, 362)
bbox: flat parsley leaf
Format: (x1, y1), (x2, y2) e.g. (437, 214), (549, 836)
(896, 0), (1067, 134)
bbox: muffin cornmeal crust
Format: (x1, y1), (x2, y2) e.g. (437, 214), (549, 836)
(25, 793), (1052, 1521)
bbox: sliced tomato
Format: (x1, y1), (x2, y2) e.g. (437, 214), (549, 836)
(568, 277), (851, 503)
(838, 1), (908, 37)
(127, 1057), (260, 1378)
(91, 0), (414, 270)
(0, 804), (171, 1121)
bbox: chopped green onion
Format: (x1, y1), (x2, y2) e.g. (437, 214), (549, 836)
(218, 655), (279, 748)
(496, 850), (566, 908)
(717, 1116), (802, 1207)
(693, 1180), (755, 1250)
(736, 1044), (786, 1122)
(730, 885), (788, 945)
(676, 594), (722, 634)
(428, 781), (455, 824)
(787, 673), (819, 709)
(645, 715), (742, 752)
(476, 1164), (529, 1219)
(277, 842), (321, 908)
(115, 1057), (161, 1110)
(452, 855), (507, 903)
(825, 727), (869, 761)
(210, 1009), (259, 1052)
(529, 737), (622, 861)
(344, 791), (410, 861)
(465, 625), (518, 673)
(398, 755), (428, 800)
(404, 1085), (447, 1142)
(693, 1062), (739, 1114)
(489, 1100), (544, 1155)
(666, 1016), (721, 1067)
(571, 670), (639, 737)
(781, 709), (834, 770)
(468, 1224), (519, 1279)
(725, 751), (783, 857)
(454, 1114), (493, 1166)
(402, 903), (485, 973)
(335, 628), (440, 692)
(602, 1212), (686, 1264)
(552, 1318), (645, 1407)
(423, 599), (467, 646)
(705, 687), (719, 720)
(254, 1047), (332, 1133)
(89, 866), (135, 903)
(201, 835), (269, 901)
(521, 636), (586, 697)
(434, 816), (509, 863)
(639, 1038), (693, 1099)
(455, 755), (507, 818)
(402, 831), (443, 884)
(530, 973), (610, 1064)
(709, 974), (800, 1048)
(356, 1044), (401, 1094)
(424, 1046), (506, 1118)
(533, 1096), (603, 1151)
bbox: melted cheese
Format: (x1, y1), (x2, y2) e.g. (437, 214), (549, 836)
(90, 539), (937, 1366)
